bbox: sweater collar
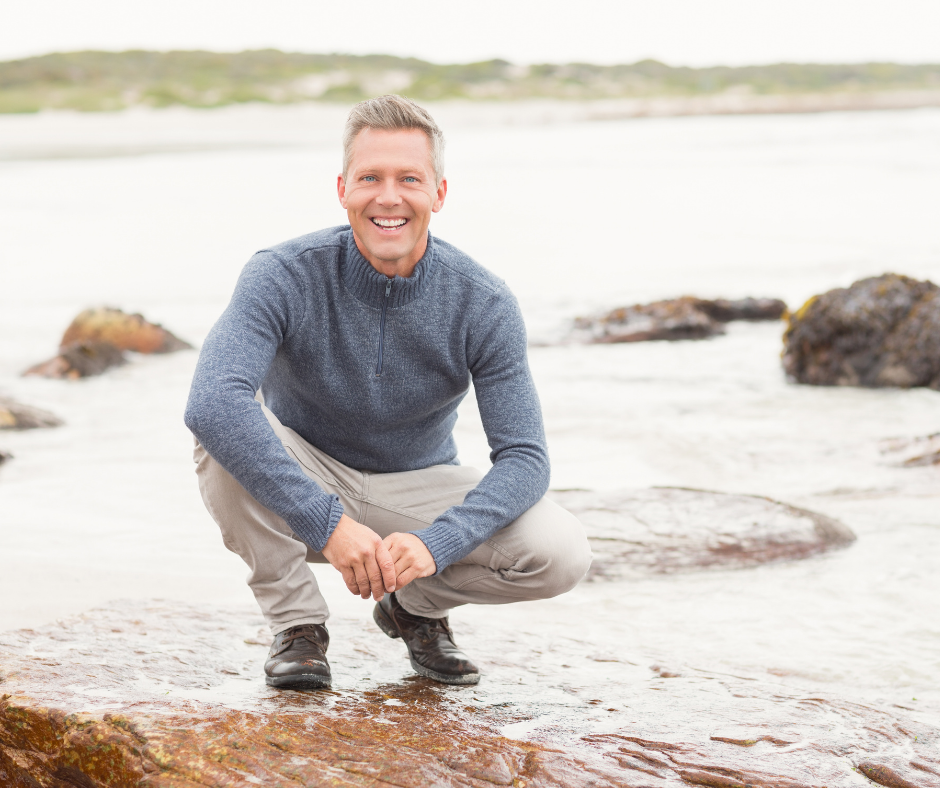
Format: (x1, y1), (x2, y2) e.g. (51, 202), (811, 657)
(341, 229), (437, 309)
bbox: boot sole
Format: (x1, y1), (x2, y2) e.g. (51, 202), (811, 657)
(409, 657), (480, 685)
(265, 674), (331, 690)
(373, 603), (481, 685)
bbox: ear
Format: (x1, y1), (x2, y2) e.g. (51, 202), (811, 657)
(337, 174), (347, 209)
(432, 178), (448, 213)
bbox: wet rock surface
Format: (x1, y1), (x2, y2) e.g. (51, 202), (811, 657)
(880, 434), (940, 468)
(0, 396), (63, 430)
(60, 307), (193, 355)
(570, 297), (786, 344)
(24, 339), (129, 379)
(550, 487), (856, 580)
(23, 308), (193, 380)
(783, 274), (940, 389)
(0, 603), (621, 788)
(1, 601), (938, 788)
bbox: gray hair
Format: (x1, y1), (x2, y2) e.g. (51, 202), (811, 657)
(342, 95), (445, 186)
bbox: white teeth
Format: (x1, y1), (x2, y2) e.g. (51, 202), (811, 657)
(372, 218), (406, 228)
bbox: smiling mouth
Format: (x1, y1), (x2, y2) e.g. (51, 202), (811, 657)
(371, 218), (408, 229)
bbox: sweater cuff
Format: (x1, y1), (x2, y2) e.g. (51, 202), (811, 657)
(287, 493), (344, 552)
(413, 523), (469, 574)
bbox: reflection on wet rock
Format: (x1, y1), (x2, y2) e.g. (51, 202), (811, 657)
(1, 601), (937, 788)
(0, 396), (62, 429)
(570, 296), (787, 344)
(550, 487), (855, 579)
(783, 273), (940, 389)
(0, 603), (622, 788)
(22, 307), (193, 379)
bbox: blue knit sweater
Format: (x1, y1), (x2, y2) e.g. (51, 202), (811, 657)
(184, 226), (549, 571)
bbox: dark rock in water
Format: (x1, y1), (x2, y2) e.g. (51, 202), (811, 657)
(694, 296), (787, 323)
(783, 273), (940, 389)
(23, 339), (127, 379)
(550, 487), (855, 580)
(61, 306), (193, 354)
(22, 307), (192, 380)
(0, 396), (63, 430)
(571, 296), (786, 343)
(2, 602), (937, 788)
(0, 449), (11, 465)
(573, 297), (725, 343)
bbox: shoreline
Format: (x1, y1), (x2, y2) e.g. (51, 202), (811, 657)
(1, 92), (939, 162)
(578, 88), (940, 120)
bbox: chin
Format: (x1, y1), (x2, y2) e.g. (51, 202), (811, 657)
(369, 239), (414, 262)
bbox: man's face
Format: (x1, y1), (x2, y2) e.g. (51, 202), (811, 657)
(338, 128), (447, 277)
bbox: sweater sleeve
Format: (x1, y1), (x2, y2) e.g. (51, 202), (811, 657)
(413, 287), (550, 571)
(183, 252), (344, 550)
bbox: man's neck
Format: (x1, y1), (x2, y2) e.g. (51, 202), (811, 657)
(352, 233), (427, 279)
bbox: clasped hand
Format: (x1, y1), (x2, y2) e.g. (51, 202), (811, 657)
(321, 514), (437, 601)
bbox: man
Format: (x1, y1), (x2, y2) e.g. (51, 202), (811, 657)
(185, 94), (591, 689)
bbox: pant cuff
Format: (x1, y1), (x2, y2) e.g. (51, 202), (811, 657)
(397, 582), (451, 618)
(270, 614), (329, 637)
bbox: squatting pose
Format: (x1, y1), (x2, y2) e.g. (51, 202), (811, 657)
(185, 94), (591, 688)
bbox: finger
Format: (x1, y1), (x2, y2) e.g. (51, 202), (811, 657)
(374, 542), (397, 594)
(353, 565), (372, 599)
(394, 566), (420, 591)
(391, 552), (413, 580)
(382, 534), (403, 560)
(341, 567), (359, 595)
(363, 553), (387, 601)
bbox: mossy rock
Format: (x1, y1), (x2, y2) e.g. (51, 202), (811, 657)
(783, 273), (940, 389)
(61, 307), (192, 354)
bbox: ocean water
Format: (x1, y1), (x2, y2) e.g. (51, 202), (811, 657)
(1, 103), (939, 744)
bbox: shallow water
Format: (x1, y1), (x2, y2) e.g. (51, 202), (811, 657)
(1, 103), (939, 763)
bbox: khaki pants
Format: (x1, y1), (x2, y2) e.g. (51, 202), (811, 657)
(194, 404), (592, 635)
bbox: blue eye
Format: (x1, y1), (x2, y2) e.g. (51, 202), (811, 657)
(363, 175), (376, 182)
(404, 177), (417, 183)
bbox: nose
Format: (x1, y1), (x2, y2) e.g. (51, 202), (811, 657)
(375, 177), (402, 207)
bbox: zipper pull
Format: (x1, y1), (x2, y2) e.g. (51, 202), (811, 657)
(385, 279), (392, 297)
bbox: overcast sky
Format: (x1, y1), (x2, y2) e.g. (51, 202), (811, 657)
(4, 0), (940, 66)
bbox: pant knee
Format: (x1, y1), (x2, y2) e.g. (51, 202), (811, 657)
(543, 532), (592, 595)
(521, 507), (592, 597)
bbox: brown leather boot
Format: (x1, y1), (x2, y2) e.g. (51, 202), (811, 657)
(373, 593), (480, 685)
(264, 624), (331, 689)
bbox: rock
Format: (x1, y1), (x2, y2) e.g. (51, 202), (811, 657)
(694, 297), (787, 323)
(60, 307), (193, 354)
(0, 450), (11, 465)
(782, 273), (940, 389)
(571, 296), (786, 344)
(23, 308), (193, 379)
(23, 340), (128, 379)
(879, 433), (940, 467)
(1, 601), (937, 788)
(549, 487), (855, 580)
(0, 603), (623, 788)
(0, 396), (63, 430)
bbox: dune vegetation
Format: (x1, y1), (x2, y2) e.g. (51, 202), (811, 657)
(2, 49), (939, 113)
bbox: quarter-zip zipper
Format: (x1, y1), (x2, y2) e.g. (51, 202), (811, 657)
(375, 278), (392, 376)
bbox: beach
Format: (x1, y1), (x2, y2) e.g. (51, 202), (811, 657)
(1, 101), (939, 781)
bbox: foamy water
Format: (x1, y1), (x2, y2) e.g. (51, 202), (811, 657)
(1, 103), (938, 738)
